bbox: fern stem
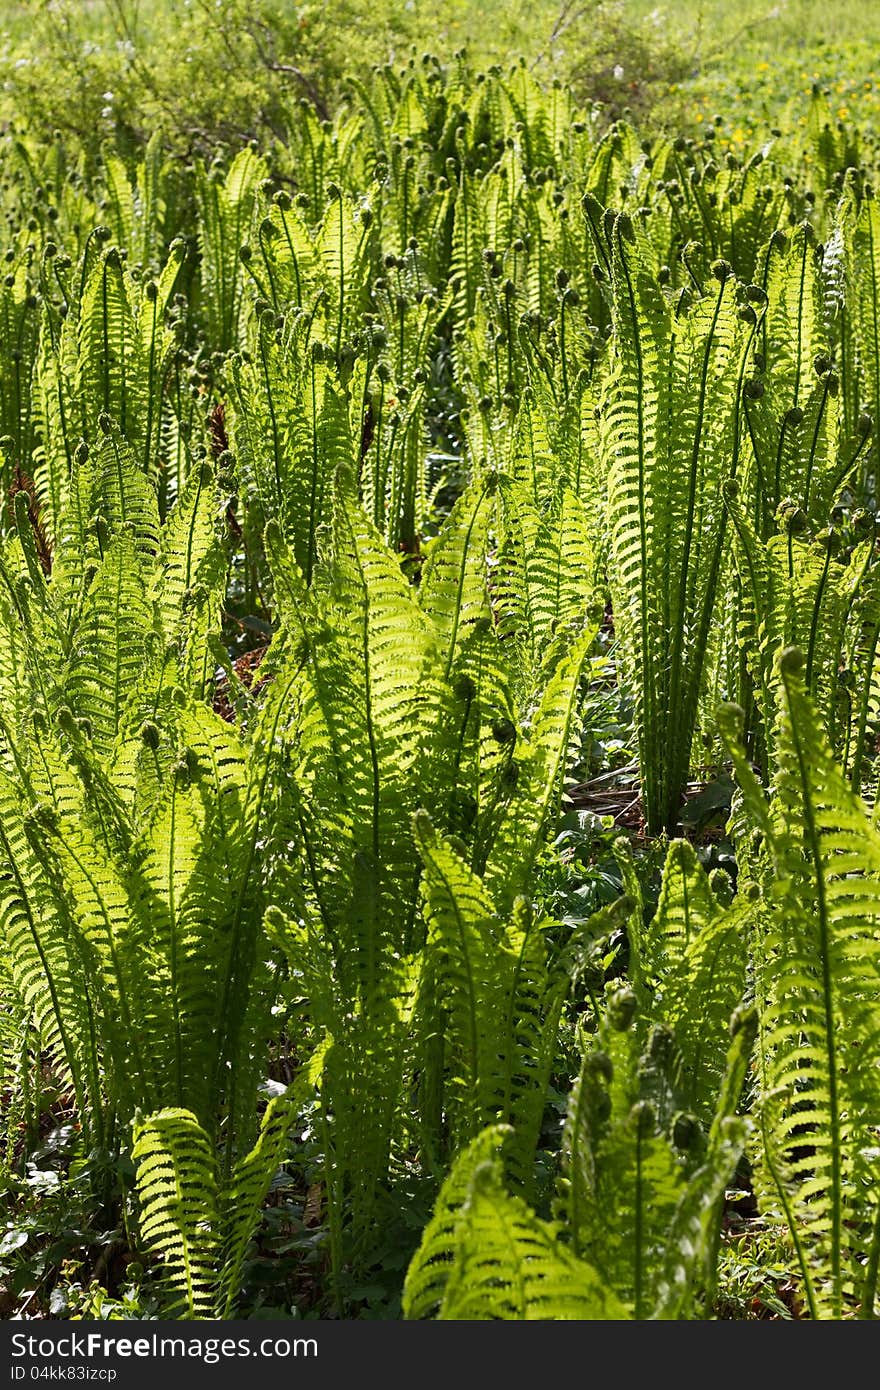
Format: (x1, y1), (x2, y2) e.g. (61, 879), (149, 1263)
(781, 663), (844, 1317)
(802, 375), (831, 516)
(793, 226), (809, 409)
(663, 278), (727, 833)
(143, 291), (159, 485)
(613, 222), (657, 834)
(335, 194), (345, 365)
(279, 213), (303, 306)
(859, 1198), (880, 1318)
(257, 325), (283, 517)
(166, 780), (184, 1105)
(307, 358), (320, 584)
(849, 616), (880, 795)
(803, 541), (833, 692)
(634, 1121), (645, 1318)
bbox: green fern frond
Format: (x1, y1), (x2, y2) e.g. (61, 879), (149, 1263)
(719, 651), (880, 1319)
(414, 813), (565, 1180)
(404, 1126), (629, 1321)
(639, 839), (750, 1123)
(132, 1107), (219, 1319)
(483, 624), (594, 911)
(66, 534), (157, 755)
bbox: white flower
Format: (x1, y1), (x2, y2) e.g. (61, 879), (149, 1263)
(613, 64), (625, 80)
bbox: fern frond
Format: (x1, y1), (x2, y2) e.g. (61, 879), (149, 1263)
(719, 652), (880, 1318)
(403, 1125), (628, 1320)
(132, 1107), (219, 1319)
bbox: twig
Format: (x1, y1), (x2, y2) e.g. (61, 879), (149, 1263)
(245, 20), (330, 122)
(571, 761), (640, 790)
(529, 0), (589, 71)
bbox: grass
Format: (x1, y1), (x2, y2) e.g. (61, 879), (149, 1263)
(1, 0), (877, 150)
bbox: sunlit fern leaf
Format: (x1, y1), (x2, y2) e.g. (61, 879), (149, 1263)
(322, 467), (439, 892)
(21, 762), (155, 1120)
(0, 766), (99, 1134)
(0, 258), (40, 484)
(94, 417), (161, 558)
(847, 191), (880, 491)
(33, 350), (73, 548)
(483, 624), (594, 913)
(66, 534), (157, 756)
(0, 587), (33, 750)
(102, 150), (136, 257)
(719, 652), (880, 1320)
(176, 709), (259, 1144)
(445, 620), (516, 848)
(601, 211), (752, 832)
(230, 323), (354, 584)
(496, 477), (598, 686)
(127, 773), (215, 1116)
(319, 190), (371, 356)
(133, 241), (185, 483)
(132, 1107), (219, 1319)
(178, 585), (224, 703)
(75, 247), (136, 439)
(404, 1126), (511, 1320)
(105, 645), (182, 824)
(845, 562), (880, 795)
(0, 962), (31, 1176)
(197, 148), (265, 351)
(0, 536), (67, 719)
(418, 476), (496, 682)
(50, 706), (135, 864)
(45, 440), (98, 621)
(262, 495), (469, 1261)
(510, 388), (556, 505)
(562, 1020), (688, 1317)
(655, 1018), (756, 1319)
(217, 1090), (298, 1317)
(639, 839), (749, 1123)
(256, 195), (321, 310)
(194, 683), (299, 1140)
(725, 479), (873, 764)
(413, 814), (564, 1181)
(561, 994), (754, 1318)
(404, 1124), (629, 1321)
(440, 1165), (627, 1320)
(762, 223), (826, 415)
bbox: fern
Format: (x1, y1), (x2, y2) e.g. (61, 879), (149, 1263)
(720, 650), (880, 1319)
(633, 838), (750, 1126)
(597, 209), (754, 832)
(414, 813), (568, 1184)
(132, 1108), (219, 1319)
(403, 1127), (629, 1320)
(559, 993), (754, 1318)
